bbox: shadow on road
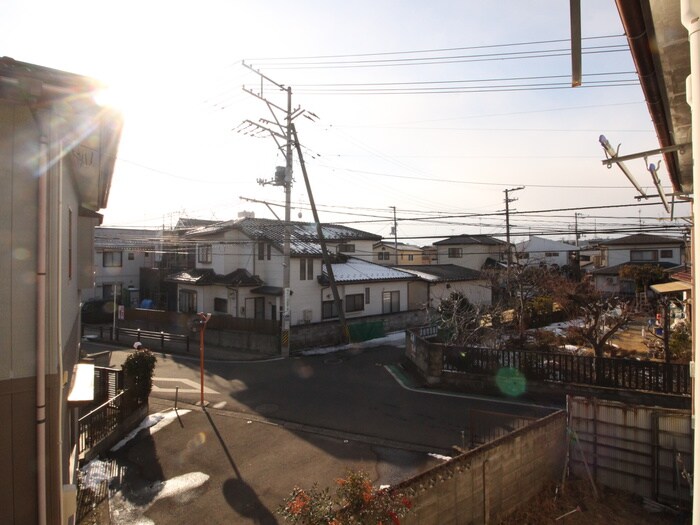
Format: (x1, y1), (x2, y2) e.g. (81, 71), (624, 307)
(204, 408), (278, 523)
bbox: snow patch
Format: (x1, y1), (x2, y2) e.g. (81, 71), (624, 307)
(111, 409), (190, 452)
(428, 453), (452, 462)
(301, 331), (406, 356)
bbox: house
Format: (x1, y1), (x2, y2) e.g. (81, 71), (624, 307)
(167, 218), (420, 325)
(593, 234), (686, 295)
(0, 58), (123, 524)
(373, 241), (424, 266)
(433, 234), (510, 271)
(82, 227), (161, 306)
(515, 235), (580, 268)
(397, 264), (492, 310)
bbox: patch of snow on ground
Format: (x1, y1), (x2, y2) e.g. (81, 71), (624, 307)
(110, 472), (210, 525)
(428, 453), (452, 462)
(79, 458), (113, 491)
(301, 331), (406, 356)
(111, 409), (190, 452)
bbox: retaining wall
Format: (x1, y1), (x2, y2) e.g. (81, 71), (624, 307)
(396, 411), (567, 524)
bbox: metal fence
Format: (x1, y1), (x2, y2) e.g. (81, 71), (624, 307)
(568, 396), (692, 506)
(443, 347), (690, 395)
(78, 391), (127, 455)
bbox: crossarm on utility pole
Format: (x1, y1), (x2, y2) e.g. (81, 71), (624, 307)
(291, 123), (349, 343)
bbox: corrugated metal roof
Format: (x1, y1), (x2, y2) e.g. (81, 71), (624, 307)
(396, 264), (483, 282)
(320, 257), (415, 284)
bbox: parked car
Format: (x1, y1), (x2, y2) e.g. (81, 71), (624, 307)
(81, 298), (117, 324)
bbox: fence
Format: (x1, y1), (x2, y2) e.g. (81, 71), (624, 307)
(78, 391), (127, 455)
(442, 346), (690, 395)
(116, 326), (190, 352)
(568, 396), (692, 506)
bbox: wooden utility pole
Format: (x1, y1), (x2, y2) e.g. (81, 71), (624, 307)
(391, 206), (398, 265)
(292, 124), (348, 342)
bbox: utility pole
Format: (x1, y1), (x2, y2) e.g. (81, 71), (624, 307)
(241, 62), (304, 357)
(574, 212), (581, 247)
(504, 187), (524, 270)
(390, 206), (398, 265)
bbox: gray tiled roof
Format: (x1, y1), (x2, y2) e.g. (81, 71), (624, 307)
(598, 234), (685, 246)
(166, 268), (262, 286)
(395, 264), (483, 282)
(434, 234), (507, 246)
(188, 217), (381, 256)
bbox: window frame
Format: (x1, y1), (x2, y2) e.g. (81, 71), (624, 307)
(660, 249), (673, 259)
(103, 251), (123, 268)
(345, 293), (365, 313)
(198, 243), (212, 264)
(214, 297), (228, 313)
(630, 249), (659, 262)
(322, 299), (341, 319)
(382, 290), (400, 314)
(447, 247), (463, 259)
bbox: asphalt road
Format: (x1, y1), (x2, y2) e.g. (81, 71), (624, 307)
(89, 341), (557, 454)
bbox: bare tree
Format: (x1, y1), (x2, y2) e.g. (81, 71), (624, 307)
(565, 281), (631, 358)
(436, 292), (502, 347)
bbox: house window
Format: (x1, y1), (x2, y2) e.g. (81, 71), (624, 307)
(254, 297), (265, 319)
(660, 249), (673, 259)
(103, 251), (122, 267)
(365, 287), (370, 304)
(300, 258), (314, 280)
(179, 290), (197, 313)
(382, 291), (400, 314)
(545, 252), (559, 257)
(378, 251), (390, 261)
(345, 294), (364, 313)
(408, 254), (414, 261)
(448, 248), (462, 258)
(128, 252), (135, 261)
(338, 243), (355, 253)
(322, 299), (341, 319)
(258, 241), (271, 261)
(214, 297), (228, 313)
(630, 249), (658, 262)
(198, 244), (212, 263)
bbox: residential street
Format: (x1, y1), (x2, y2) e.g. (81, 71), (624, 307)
(80, 338), (558, 524)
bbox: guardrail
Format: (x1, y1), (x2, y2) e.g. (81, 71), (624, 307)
(78, 391), (126, 455)
(116, 327), (190, 352)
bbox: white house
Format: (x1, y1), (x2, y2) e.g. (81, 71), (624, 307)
(433, 234), (509, 271)
(515, 235), (579, 268)
(167, 218), (421, 325)
(593, 234), (686, 295)
(396, 264), (492, 309)
(82, 227), (161, 306)
(0, 58), (123, 525)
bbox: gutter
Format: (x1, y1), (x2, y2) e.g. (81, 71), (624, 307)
(614, 0), (683, 191)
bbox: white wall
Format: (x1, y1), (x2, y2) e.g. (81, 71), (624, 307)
(436, 244), (504, 270)
(606, 244), (683, 267)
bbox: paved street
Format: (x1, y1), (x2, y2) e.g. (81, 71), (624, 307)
(81, 338), (558, 524)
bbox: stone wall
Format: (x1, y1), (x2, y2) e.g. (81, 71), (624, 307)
(396, 411), (567, 525)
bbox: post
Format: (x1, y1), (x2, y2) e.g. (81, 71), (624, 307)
(197, 312), (211, 406)
(282, 86), (293, 357)
(391, 205), (398, 265)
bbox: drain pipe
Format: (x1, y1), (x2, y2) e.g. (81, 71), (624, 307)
(680, 1), (700, 523)
(36, 129), (48, 525)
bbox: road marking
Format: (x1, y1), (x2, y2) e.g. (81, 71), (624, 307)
(152, 377), (219, 394)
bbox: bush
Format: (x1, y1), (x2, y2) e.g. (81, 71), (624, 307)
(669, 323), (692, 362)
(122, 348), (157, 404)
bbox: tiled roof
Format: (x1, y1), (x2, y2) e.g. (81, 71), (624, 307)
(395, 264), (483, 282)
(599, 234), (685, 246)
(187, 217), (381, 256)
(167, 268), (262, 287)
(94, 228), (161, 251)
(319, 257), (415, 285)
(434, 234), (507, 246)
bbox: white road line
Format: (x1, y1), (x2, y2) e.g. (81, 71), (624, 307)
(152, 377), (219, 394)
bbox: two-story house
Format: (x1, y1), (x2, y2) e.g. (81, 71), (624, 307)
(82, 227), (161, 306)
(593, 233), (686, 295)
(1, 58), (123, 525)
(373, 241), (424, 266)
(515, 235), (580, 268)
(433, 234), (510, 270)
(167, 217), (417, 325)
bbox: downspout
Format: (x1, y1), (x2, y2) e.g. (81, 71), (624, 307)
(680, 2), (700, 523)
(36, 129), (49, 525)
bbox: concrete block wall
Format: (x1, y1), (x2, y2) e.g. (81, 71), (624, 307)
(395, 411), (567, 525)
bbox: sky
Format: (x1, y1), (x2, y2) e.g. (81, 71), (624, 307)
(1, 0), (690, 245)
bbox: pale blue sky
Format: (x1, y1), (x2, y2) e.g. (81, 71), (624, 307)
(1, 0), (687, 243)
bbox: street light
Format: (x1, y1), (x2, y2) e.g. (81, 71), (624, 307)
(196, 312), (211, 406)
